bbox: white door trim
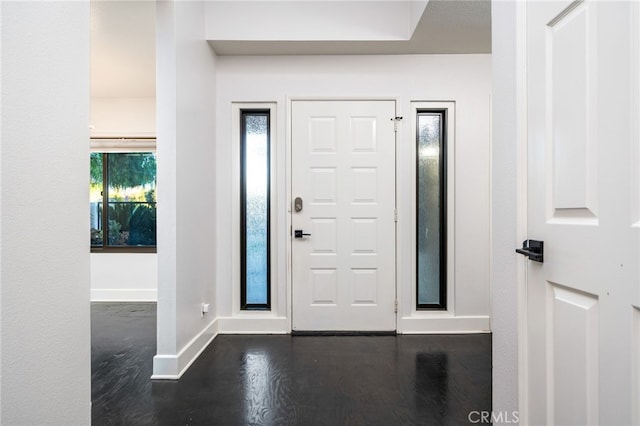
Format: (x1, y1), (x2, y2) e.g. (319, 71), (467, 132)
(632, 2), (640, 424)
(515, 0), (529, 422)
(286, 97), (400, 332)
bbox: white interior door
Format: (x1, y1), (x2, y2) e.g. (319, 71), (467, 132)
(291, 100), (396, 331)
(525, 1), (639, 424)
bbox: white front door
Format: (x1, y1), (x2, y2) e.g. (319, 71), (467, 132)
(291, 100), (396, 331)
(525, 1), (639, 424)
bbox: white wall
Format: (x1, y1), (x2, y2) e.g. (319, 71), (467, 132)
(0, 1), (91, 424)
(491, 1), (520, 421)
(91, 254), (158, 301)
(152, 0), (218, 379)
(215, 54), (491, 333)
(90, 97), (156, 138)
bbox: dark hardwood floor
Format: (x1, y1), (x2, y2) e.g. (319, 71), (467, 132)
(91, 303), (491, 425)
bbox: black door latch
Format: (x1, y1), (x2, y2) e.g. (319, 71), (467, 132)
(516, 240), (544, 263)
(294, 230), (311, 239)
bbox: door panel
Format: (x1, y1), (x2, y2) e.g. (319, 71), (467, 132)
(549, 283), (599, 425)
(291, 100), (396, 331)
(546, 0), (598, 220)
(526, 1), (639, 424)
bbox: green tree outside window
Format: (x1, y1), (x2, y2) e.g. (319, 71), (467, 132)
(90, 152), (157, 249)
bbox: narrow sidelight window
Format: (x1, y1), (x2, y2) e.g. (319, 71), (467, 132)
(417, 110), (447, 309)
(240, 110), (271, 310)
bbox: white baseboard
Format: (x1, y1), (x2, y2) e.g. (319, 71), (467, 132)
(151, 318), (219, 380)
(399, 315), (491, 334)
(217, 316), (289, 334)
(91, 288), (157, 302)
(150, 314), (488, 380)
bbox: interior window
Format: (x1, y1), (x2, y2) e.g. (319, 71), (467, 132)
(240, 110), (271, 310)
(90, 152), (157, 251)
(416, 110), (447, 309)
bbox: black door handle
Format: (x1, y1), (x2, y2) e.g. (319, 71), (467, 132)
(294, 230), (311, 239)
(516, 239), (544, 263)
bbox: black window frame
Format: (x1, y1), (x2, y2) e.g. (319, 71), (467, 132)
(90, 152), (157, 253)
(240, 109), (271, 310)
(416, 109), (447, 310)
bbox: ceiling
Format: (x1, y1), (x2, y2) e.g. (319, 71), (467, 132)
(90, 0), (491, 98)
(209, 0), (491, 55)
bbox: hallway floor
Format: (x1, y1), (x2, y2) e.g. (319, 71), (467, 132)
(91, 303), (491, 425)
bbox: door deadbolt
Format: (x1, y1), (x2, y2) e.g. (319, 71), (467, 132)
(294, 197), (303, 212)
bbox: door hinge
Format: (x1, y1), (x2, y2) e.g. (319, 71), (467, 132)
(394, 209), (398, 223)
(394, 300), (398, 313)
(391, 116), (403, 132)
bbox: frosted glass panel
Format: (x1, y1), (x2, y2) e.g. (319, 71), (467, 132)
(417, 113), (443, 307)
(243, 113), (269, 307)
